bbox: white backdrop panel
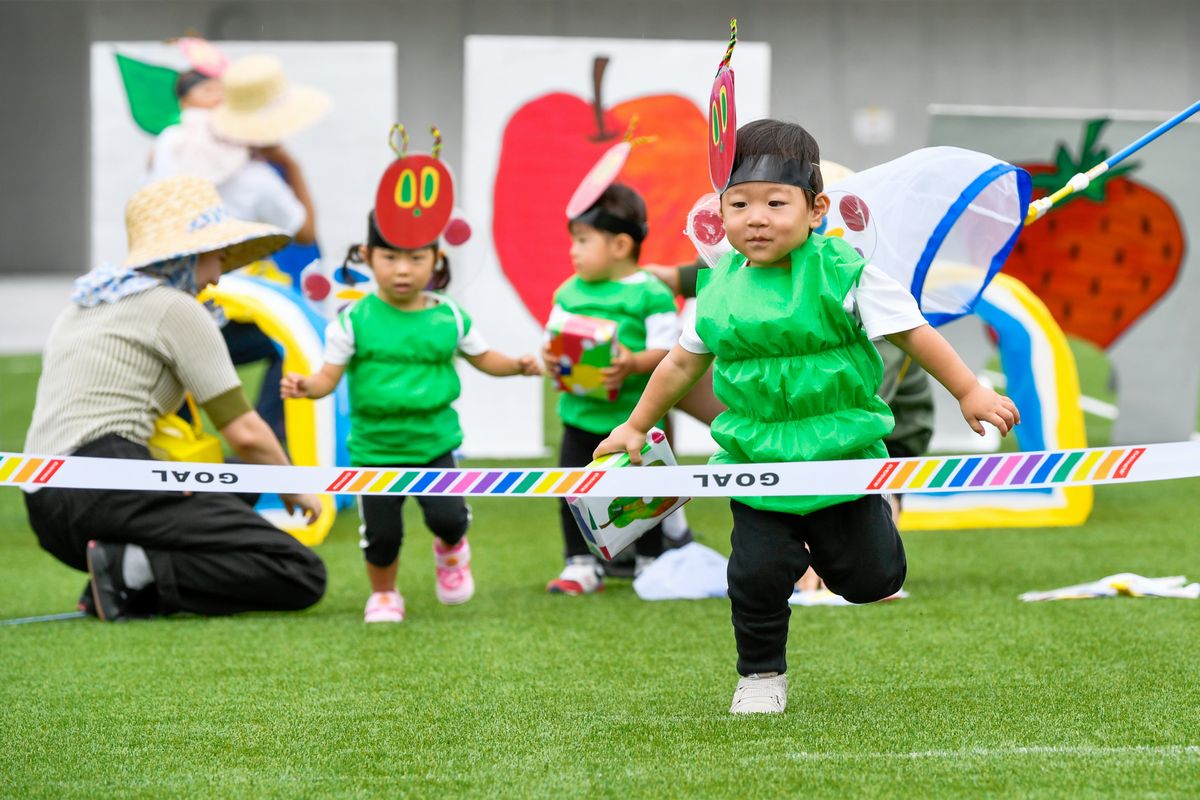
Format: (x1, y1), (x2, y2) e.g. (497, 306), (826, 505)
(459, 35), (770, 457)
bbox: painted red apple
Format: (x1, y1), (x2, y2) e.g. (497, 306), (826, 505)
(493, 57), (712, 323)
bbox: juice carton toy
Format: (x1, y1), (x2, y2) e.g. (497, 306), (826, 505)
(567, 428), (691, 560)
(546, 309), (619, 402)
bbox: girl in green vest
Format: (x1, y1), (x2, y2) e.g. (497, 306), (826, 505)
(282, 214), (541, 623)
(596, 120), (1020, 714)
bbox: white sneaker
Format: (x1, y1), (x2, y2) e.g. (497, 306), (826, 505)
(364, 591), (405, 623)
(546, 556), (604, 595)
(730, 673), (788, 714)
(634, 555), (656, 577)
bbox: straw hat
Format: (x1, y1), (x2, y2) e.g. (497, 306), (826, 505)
(209, 55), (330, 146)
(820, 160), (856, 187)
(123, 175), (290, 271)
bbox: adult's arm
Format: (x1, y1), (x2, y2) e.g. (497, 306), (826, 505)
(256, 145), (317, 245)
(220, 410), (322, 522)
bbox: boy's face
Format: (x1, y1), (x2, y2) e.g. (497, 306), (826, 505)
(720, 182), (830, 266)
(568, 222), (633, 282)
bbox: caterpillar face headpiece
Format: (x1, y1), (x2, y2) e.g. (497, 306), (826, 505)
(373, 123), (471, 249)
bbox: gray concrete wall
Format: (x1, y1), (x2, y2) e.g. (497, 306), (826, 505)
(1, 0), (1197, 273)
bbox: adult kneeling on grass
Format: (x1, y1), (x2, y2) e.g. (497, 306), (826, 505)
(21, 175), (327, 622)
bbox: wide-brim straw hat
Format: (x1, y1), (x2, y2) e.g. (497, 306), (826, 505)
(123, 175), (290, 271)
(209, 55), (330, 146)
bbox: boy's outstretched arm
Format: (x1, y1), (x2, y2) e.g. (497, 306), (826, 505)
(595, 344), (714, 463)
(464, 350), (543, 377)
(280, 362), (346, 400)
(886, 324), (1020, 436)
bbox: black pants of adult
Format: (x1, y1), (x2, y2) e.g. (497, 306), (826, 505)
(357, 451), (471, 567)
(728, 495), (906, 676)
(22, 435), (327, 616)
(558, 424), (664, 560)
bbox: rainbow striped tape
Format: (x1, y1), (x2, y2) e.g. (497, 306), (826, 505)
(1, 441), (1197, 498)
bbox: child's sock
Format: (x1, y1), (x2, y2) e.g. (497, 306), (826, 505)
(122, 544), (154, 590)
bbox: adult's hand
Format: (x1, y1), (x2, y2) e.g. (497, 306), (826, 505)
(282, 493), (322, 524)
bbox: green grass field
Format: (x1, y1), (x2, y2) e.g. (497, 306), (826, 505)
(1, 347), (1198, 798)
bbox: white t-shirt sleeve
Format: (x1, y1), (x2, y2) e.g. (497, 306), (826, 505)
(147, 126), (180, 182)
(221, 161), (307, 235)
(323, 315), (356, 365)
(845, 264), (928, 340)
(678, 318), (711, 355)
(644, 310), (680, 351)
(458, 327), (489, 357)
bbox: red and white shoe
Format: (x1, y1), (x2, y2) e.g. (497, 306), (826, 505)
(434, 537), (475, 605)
(546, 556), (604, 595)
(364, 590), (405, 623)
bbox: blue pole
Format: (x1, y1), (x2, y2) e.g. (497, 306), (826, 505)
(1105, 99), (1200, 168)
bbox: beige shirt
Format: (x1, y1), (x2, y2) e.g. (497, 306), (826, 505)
(24, 286), (243, 455)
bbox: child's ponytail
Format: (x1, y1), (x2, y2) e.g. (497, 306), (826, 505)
(335, 243), (366, 286)
(428, 250), (452, 291)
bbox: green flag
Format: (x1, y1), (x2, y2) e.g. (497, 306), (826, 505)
(115, 53), (181, 135)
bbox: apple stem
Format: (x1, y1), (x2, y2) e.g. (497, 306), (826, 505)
(590, 56), (617, 143)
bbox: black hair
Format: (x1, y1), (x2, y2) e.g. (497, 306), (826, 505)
(568, 182), (648, 260)
(340, 238), (450, 292)
(732, 119), (824, 201)
(174, 70), (211, 100)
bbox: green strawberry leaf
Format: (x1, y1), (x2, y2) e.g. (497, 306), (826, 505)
(1029, 117), (1141, 208)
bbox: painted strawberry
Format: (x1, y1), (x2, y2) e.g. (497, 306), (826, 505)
(1004, 119), (1185, 349)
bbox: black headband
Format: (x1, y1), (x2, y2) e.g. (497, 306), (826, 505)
(570, 206), (648, 243)
(725, 155), (815, 192)
(175, 70), (211, 99)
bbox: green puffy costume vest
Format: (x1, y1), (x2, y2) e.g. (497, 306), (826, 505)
(553, 273), (677, 435)
(344, 293), (465, 465)
(695, 234), (894, 514)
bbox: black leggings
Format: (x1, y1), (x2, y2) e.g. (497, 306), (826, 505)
(23, 434), (327, 616)
(356, 451), (471, 567)
(727, 496), (906, 676)
(557, 424), (664, 560)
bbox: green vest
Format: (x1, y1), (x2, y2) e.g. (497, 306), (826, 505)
(552, 272), (677, 434)
(343, 293), (467, 465)
(695, 235), (894, 514)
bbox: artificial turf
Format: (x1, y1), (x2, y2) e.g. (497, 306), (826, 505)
(1, 348), (1198, 798)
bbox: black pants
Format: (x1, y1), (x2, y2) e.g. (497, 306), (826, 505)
(23, 435), (327, 616)
(357, 452), (470, 567)
(728, 496), (906, 676)
(558, 424), (664, 560)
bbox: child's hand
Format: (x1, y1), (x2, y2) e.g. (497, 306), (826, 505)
(516, 354), (543, 376)
(594, 423), (649, 464)
(542, 344), (561, 379)
(959, 386), (1020, 436)
(601, 345), (635, 391)
(280, 372), (310, 399)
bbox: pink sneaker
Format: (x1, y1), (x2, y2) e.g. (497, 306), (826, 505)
(434, 537), (475, 605)
(364, 591), (405, 623)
